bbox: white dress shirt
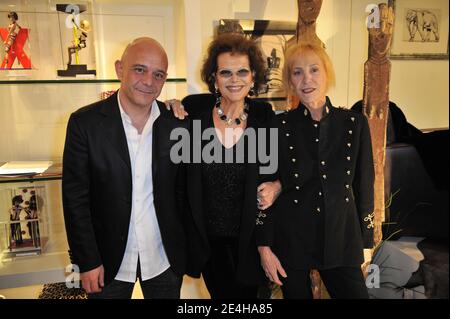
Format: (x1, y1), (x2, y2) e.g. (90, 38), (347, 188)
(115, 92), (170, 282)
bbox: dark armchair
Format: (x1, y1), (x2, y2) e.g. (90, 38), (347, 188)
(352, 100), (448, 299)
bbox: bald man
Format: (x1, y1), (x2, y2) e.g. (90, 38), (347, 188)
(62, 38), (192, 298)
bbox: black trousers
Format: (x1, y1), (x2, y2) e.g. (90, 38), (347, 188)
(280, 266), (369, 299)
(88, 266), (182, 299)
(202, 237), (258, 299)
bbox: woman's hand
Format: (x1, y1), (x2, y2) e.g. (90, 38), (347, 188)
(363, 248), (373, 264)
(165, 99), (189, 119)
(257, 180), (282, 210)
(258, 246), (287, 286)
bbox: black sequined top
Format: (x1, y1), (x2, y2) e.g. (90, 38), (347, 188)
(201, 113), (246, 238)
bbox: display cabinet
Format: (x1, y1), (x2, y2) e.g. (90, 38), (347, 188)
(0, 163), (69, 289)
(0, 0), (186, 79)
(0, 0), (187, 160)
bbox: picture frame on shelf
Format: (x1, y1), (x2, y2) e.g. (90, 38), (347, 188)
(390, 0), (449, 60)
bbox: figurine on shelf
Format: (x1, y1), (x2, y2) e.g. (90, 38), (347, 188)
(24, 193), (41, 247)
(4, 12), (21, 55)
(10, 194), (24, 247)
(67, 19), (90, 66)
(0, 11), (31, 69)
(56, 4), (96, 77)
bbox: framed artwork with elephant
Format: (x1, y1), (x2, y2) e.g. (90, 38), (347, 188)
(390, 0), (448, 59)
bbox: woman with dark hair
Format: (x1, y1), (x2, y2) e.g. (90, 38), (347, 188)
(172, 33), (281, 298)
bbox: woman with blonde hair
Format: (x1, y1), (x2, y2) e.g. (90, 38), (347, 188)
(256, 43), (375, 299)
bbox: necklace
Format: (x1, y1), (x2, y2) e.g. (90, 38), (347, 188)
(215, 97), (250, 126)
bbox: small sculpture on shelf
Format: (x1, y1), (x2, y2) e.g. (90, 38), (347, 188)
(67, 19), (91, 66)
(4, 12), (21, 55)
(24, 193), (41, 248)
(9, 194), (24, 246)
(5, 187), (42, 258)
(57, 4), (96, 77)
(0, 11), (31, 69)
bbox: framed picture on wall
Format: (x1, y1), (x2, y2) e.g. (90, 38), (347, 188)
(390, 0), (449, 60)
(217, 19), (296, 110)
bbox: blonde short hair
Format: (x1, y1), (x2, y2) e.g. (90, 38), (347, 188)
(283, 43), (335, 96)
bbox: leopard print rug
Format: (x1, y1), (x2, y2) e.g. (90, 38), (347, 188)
(38, 282), (87, 299)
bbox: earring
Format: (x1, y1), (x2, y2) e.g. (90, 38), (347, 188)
(214, 86), (221, 106)
(249, 83), (255, 96)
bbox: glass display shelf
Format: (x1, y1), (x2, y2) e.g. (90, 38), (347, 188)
(0, 163), (62, 184)
(0, 163), (68, 289)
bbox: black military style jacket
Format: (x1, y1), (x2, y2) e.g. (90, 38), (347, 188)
(256, 97), (375, 270)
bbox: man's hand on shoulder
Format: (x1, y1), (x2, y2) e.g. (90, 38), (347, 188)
(165, 99), (188, 120)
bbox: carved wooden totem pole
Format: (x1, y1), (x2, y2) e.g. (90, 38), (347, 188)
(294, 0), (324, 47)
(362, 1), (395, 248)
(287, 0), (324, 109)
(287, 0), (326, 298)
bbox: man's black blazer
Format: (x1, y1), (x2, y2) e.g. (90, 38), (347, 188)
(62, 91), (189, 286)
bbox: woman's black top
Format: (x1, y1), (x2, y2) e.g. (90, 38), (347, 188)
(181, 93), (275, 284)
(256, 97), (375, 270)
(202, 113), (246, 238)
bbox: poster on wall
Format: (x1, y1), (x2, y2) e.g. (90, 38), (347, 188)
(0, 11), (32, 70)
(218, 19), (296, 110)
